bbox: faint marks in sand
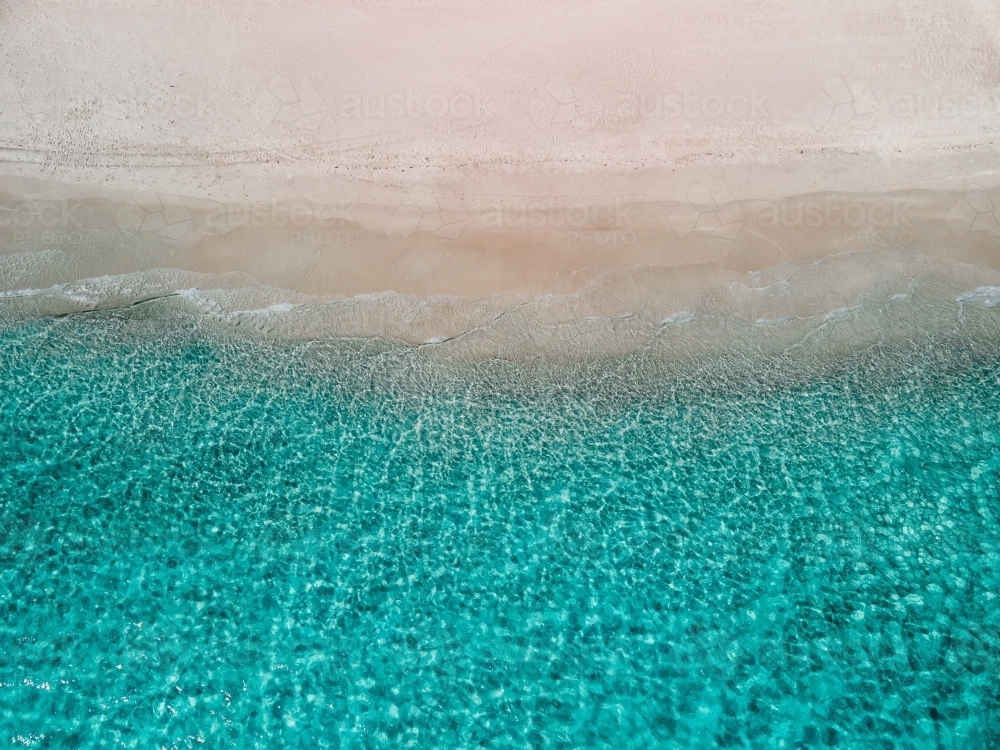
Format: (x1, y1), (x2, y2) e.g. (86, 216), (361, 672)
(946, 186), (1000, 241)
(115, 192), (193, 243)
(251, 75), (326, 132)
(668, 184), (746, 243)
(0, 83), (48, 128)
(389, 189), (470, 242)
(529, 76), (603, 131)
(805, 76), (880, 131)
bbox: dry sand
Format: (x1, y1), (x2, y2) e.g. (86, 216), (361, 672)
(2, 0), (1000, 347)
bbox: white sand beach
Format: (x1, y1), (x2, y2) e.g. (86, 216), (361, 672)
(2, 0), (1000, 346)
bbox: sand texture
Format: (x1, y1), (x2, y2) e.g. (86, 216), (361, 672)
(2, 0), (1000, 348)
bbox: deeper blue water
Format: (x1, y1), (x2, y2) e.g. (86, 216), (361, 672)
(1, 311), (999, 749)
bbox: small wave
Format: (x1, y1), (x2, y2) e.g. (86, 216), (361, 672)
(957, 286), (1000, 307)
(341, 291), (399, 307)
(661, 311), (697, 326)
(231, 302), (299, 316)
(0, 288), (44, 299)
(0, 280), (110, 306)
(756, 317), (793, 326)
(823, 306), (858, 322)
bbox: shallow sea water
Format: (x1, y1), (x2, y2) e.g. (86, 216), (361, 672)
(1, 309), (999, 749)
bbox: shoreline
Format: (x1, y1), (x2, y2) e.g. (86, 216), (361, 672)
(3, 175), (999, 296)
(4, 173), (1000, 365)
(3, 250), (1000, 368)
(4, 0), (1000, 359)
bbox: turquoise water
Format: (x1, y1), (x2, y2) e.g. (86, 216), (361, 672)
(1, 310), (999, 749)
